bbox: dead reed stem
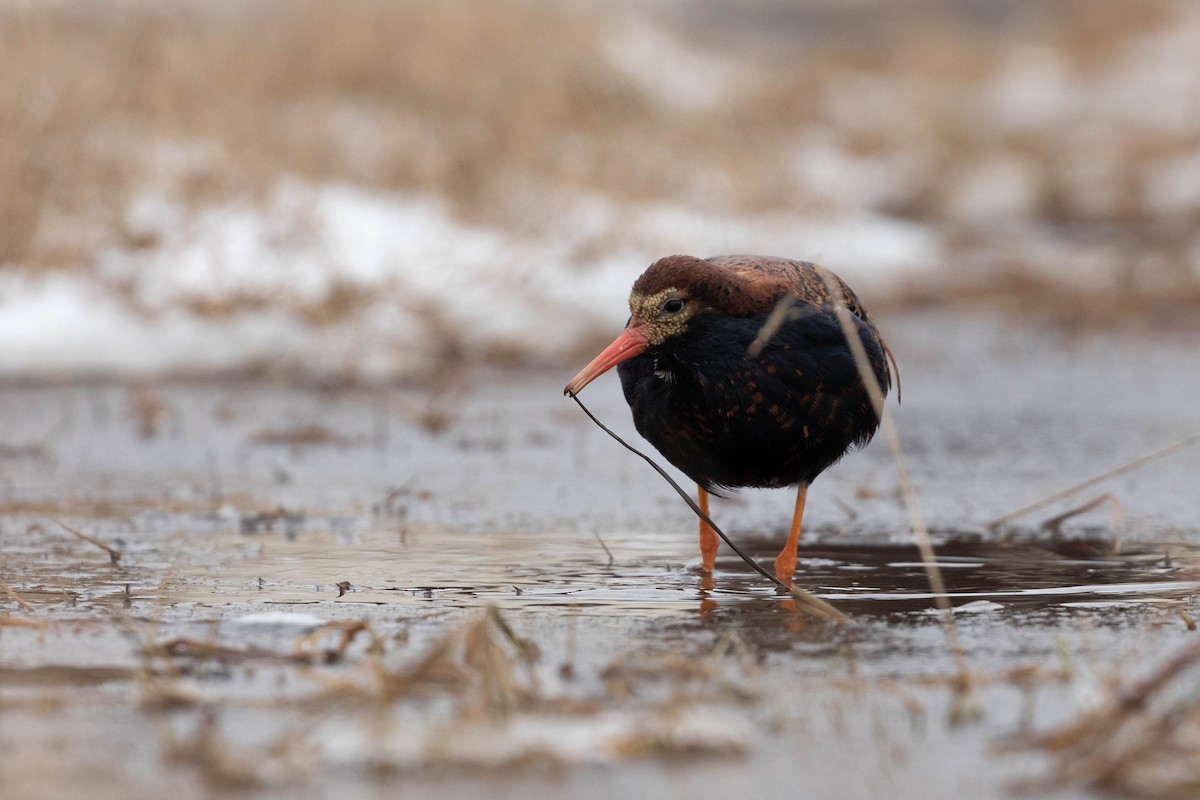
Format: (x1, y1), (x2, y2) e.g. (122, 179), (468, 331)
(593, 530), (615, 567)
(1040, 493), (1123, 554)
(988, 432), (1200, 532)
(53, 519), (122, 564)
(823, 272), (976, 708)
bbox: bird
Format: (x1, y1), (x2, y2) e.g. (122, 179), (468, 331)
(563, 254), (896, 586)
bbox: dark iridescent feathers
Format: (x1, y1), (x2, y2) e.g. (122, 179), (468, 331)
(633, 255), (895, 395)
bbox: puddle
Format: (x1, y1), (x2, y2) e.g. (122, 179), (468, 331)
(7, 512), (1198, 620)
(782, 539), (1198, 613)
(6, 514), (1194, 800)
(89, 522), (1187, 620)
(1, 324), (1199, 799)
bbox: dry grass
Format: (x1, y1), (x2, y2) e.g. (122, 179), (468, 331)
(1013, 638), (1200, 798)
(2, 0), (1199, 319)
(250, 423), (349, 448)
(0, 496), (222, 517)
(0, 0), (647, 264)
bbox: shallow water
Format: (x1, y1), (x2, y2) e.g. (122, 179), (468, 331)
(2, 313), (1199, 799)
(3, 516), (1192, 800)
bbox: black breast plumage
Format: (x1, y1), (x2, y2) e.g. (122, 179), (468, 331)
(616, 304), (888, 494)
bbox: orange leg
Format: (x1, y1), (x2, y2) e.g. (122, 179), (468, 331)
(698, 486), (718, 573)
(774, 484), (809, 586)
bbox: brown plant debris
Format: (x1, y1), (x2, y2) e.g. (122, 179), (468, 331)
(128, 385), (172, 438)
(0, 665), (137, 686)
(238, 506), (306, 535)
(367, 606), (540, 718)
(150, 622), (368, 669)
(1011, 638), (1200, 798)
(250, 424), (350, 448)
(0, 495), (235, 518)
(164, 709), (309, 789)
(294, 620), (368, 662)
(53, 519), (122, 564)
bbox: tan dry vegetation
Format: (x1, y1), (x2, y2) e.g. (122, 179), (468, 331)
(0, 493), (247, 518)
(1015, 638), (1200, 799)
(0, 0), (649, 264)
(2, 0), (1199, 318)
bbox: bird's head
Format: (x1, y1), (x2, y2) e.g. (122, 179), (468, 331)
(563, 255), (752, 395)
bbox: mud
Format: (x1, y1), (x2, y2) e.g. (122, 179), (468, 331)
(1, 313), (1199, 800)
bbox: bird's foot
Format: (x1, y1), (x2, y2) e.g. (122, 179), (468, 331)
(773, 553), (797, 588)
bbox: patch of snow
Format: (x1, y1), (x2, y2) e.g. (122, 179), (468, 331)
(0, 274), (308, 375)
(952, 600), (1004, 613)
(0, 181), (940, 380)
(226, 612), (327, 633)
(917, 600), (1002, 614)
(321, 705), (752, 768)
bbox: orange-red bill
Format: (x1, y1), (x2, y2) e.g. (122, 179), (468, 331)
(563, 326), (648, 395)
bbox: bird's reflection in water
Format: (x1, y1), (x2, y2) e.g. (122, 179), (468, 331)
(688, 532), (1199, 619)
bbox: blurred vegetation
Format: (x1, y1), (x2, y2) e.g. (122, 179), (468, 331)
(1, 0), (1198, 320)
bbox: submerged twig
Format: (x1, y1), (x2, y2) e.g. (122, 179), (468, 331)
(151, 638), (289, 664)
(593, 529), (615, 567)
(295, 619), (368, 661)
(53, 518), (122, 564)
(561, 604), (578, 679)
(567, 393), (848, 625)
(988, 432), (1200, 532)
(485, 605), (538, 669)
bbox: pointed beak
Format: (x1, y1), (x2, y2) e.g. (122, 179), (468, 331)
(563, 326), (648, 395)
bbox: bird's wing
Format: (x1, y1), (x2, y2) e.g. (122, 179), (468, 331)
(706, 255), (898, 398)
(704, 255), (852, 311)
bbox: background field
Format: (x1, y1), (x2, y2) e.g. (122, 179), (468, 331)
(2, 0), (1198, 380)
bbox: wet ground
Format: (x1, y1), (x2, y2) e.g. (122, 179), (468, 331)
(2, 312), (1199, 799)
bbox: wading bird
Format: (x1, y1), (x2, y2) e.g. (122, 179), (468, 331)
(564, 255), (895, 586)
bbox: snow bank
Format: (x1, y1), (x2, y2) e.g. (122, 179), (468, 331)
(0, 182), (939, 380)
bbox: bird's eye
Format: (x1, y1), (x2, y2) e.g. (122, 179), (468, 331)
(661, 298), (685, 315)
